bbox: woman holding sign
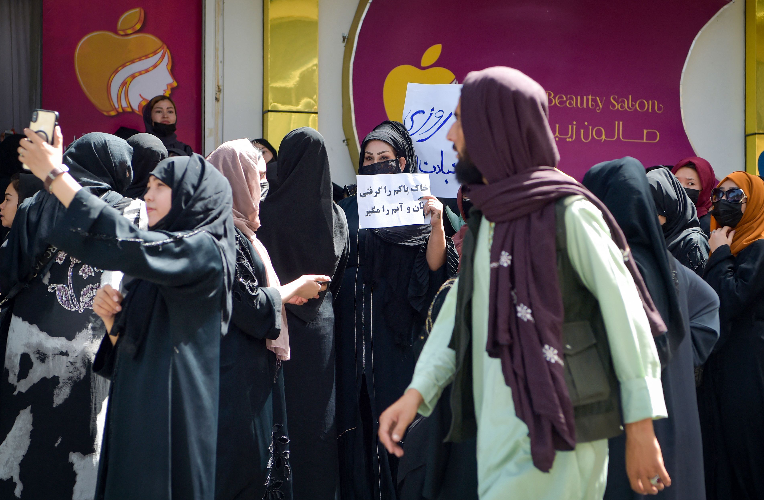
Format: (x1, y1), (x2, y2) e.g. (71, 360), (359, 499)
(334, 120), (458, 500)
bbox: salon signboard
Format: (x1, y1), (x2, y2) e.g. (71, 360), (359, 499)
(42, 2), (202, 152)
(344, 0), (731, 181)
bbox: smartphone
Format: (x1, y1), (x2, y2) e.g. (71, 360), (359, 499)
(23, 109), (59, 170)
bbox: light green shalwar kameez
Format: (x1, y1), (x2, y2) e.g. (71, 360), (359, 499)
(408, 199), (667, 500)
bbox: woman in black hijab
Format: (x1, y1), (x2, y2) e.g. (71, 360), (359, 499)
(0, 173), (44, 228)
(333, 121), (458, 500)
(257, 127), (349, 500)
(125, 133), (168, 199)
(0, 133), (145, 500)
(583, 157), (720, 500)
(0, 134), (28, 239)
(251, 138), (278, 164)
(646, 167), (710, 275)
(18, 125), (235, 500)
(142, 95), (193, 156)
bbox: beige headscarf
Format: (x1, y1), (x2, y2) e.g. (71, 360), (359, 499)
(207, 139), (290, 360)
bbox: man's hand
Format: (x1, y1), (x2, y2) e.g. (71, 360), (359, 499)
(378, 389), (423, 458)
(624, 418), (671, 495)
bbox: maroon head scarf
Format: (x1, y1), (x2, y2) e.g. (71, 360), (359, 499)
(672, 156), (717, 218)
(461, 67), (667, 471)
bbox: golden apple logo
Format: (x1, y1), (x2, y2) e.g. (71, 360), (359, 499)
(75, 8), (177, 116)
(383, 44), (456, 122)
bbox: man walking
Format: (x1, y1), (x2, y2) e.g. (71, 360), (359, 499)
(378, 67), (671, 500)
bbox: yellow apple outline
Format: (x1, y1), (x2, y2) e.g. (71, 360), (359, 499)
(75, 9), (177, 116)
(383, 44), (457, 122)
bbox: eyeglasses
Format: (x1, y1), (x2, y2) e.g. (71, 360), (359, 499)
(711, 187), (747, 204)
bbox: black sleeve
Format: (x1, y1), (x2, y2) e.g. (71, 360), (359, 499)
(687, 236), (710, 276)
(93, 334), (120, 380)
(703, 242), (764, 348)
(231, 266), (282, 340)
(48, 189), (223, 289)
(408, 237), (459, 314)
(330, 232), (350, 298)
(676, 261), (720, 365)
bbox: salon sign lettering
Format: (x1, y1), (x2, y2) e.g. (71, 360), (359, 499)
(346, 0), (730, 181)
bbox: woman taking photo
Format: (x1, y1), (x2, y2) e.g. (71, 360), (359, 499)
(208, 138), (332, 500)
(143, 95), (193, 156)
(700, 171), (764, 500)
(333, 120), (458, 500)
(18, 126), (235, 500)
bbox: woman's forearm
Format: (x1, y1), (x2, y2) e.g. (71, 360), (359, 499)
(276, 281), (298, 303)
(426, 225), (447, 271)
(48, 173), (82, 208)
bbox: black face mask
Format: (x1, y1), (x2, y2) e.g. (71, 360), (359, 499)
(259, 180), (269, 201)
(152, 122), (177, 138)
(359, 159), (400, 175)
(711, 200), (744, 228)
(454, 151), (483, 186)
(684, 187), (700, 206)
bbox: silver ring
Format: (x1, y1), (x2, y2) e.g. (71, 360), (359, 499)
(649, 475), (660, 486)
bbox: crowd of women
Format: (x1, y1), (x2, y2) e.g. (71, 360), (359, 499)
(0, 83), (759, 500)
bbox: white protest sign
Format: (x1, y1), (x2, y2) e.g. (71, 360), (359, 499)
(357, 173), (432, 229)
(402, 83), (462, 198)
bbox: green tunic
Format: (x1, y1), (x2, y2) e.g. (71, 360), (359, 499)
(408, 199), (667, 500)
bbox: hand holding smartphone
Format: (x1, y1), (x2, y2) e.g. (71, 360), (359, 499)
(23, 110), (59, 170)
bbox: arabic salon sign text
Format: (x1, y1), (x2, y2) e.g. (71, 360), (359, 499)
(548, 91), (663, 145)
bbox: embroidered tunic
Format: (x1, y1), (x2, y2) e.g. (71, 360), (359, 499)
(0, 199), (144, 500)
(408, 199), (666, 500)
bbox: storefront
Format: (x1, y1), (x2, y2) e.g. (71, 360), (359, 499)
(0, 0), (750, 186)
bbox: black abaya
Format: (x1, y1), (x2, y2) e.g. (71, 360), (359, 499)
(700, 240), (764, 500)
(257, 128), (349, 500)
(216, 229), (290, 500)
(334, 195), (457, 500)
(397, 279), (479, 500)
(584, 159), (713, 500)
(605, 257), (719, 500)
(51, 155), (235, 500)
